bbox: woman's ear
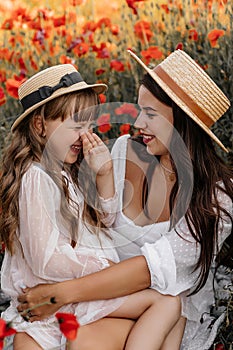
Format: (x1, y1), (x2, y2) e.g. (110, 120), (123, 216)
(33, 115), (46, 137)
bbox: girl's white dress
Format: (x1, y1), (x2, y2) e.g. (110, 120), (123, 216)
(111, 135), (232, 350)
(1, 162), (124, 349)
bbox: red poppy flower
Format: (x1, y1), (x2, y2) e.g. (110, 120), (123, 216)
(0, 319), (16, 350)
(97, 114), (111, 133)
(99, 94), (106, 104)
(53, 15), (66, 27)
(110, 60), (125, 72)
(73, 42), (89, 57)
(141, 46), (163, 64)
(18, 57), (27, 71)
(92, 43), (110, 59)
(126, 0), (145, 15)
(215, 344), (225, 350)
(161, 4), (170, 13)
(60, 55), (73, 65)
(15, 7), (32, 21)
(0, 71), (6, 83)
(82, 21), (97, 33)
(27, 19), (42, 31)
(115, 103), (138, 118)
(120, 123), (131, 135)
(30, 57), (38, 71)
(96, 18), (112, 29)
(134, 21), (153, 43)
(188, 29), (198, 41)
(96, 69), (105, 76)
(175, 42), (183, 50)
(0, 48), (13, 62)
(1, 19), (14, 30)
(0, 88), (6, 107)
(6, 77), (24, 99)
(55, 313), (80, 341)
(207, 29), (225, 47)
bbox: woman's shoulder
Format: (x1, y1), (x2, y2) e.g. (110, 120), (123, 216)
(216, 180), (232, 207)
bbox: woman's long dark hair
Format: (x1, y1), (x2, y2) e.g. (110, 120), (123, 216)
(133, 73), (233, 295)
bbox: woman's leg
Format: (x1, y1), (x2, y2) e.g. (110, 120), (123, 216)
(69, 289), (181, 350)
(109, 289), (181, 350)
(160, 316), (186, 350)
(13, 333), (43, 350)
(67, 318), (135, 350)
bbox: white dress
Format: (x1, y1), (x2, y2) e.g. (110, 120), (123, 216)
(111, 135), (232, 350)
(1, 163), (124, 349)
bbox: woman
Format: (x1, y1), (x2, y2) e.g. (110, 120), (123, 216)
(16, 50), (233, 349)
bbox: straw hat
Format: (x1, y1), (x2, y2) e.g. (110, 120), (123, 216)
(127, 49), (230, 152)
(11, 64), (108, 132)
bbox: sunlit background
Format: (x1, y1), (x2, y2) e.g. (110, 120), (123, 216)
(0, 0), (232, 159)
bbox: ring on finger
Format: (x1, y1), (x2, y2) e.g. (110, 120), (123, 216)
(22, 315), (30, 322)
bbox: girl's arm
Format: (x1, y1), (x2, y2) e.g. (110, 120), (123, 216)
(81, 132), (115, 199)
(17, 256), (151, 321)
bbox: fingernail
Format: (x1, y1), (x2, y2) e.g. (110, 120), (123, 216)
(19, 283), (27, 289)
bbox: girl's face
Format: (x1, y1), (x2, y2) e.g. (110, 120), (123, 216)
(44, 114), (93, 164)
(135, 85), (174, 156)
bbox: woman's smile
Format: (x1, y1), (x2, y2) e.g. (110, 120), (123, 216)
(141, 134), (155, 144)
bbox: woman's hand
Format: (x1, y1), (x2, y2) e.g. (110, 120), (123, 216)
(17, 283), (64, 322)
(81, 132), (113, 176)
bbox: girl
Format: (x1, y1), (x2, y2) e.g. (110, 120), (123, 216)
(16, 51), (233, 350)
(0, 64), (182, 350)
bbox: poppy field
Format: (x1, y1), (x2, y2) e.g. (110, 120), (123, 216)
(0, 0), (232, 161)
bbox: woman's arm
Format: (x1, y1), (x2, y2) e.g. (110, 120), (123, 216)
(17, 256), (150, 321)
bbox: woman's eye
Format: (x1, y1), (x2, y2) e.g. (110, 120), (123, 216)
(146, 113), (156, 119)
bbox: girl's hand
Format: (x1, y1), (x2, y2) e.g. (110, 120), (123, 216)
(17, 283), (64, 322)
(81, 132), (113, 176)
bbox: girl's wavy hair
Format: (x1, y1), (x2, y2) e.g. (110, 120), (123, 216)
(0, 89), (107, 255)
(132, 73), (233, 295)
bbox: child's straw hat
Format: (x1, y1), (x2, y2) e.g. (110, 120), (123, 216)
(11, 64), (107, 132)
(128, 49), (230, 152)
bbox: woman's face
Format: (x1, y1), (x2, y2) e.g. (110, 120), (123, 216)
(134, 85), (174, 156)
(44, 114), (93, 165)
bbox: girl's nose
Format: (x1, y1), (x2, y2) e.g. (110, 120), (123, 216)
(134, 112), (147, 129)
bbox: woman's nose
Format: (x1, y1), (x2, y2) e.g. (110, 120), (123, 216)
(134, 112), (147, 129)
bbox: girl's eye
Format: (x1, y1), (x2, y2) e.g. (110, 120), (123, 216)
(73, 127), (82, 130)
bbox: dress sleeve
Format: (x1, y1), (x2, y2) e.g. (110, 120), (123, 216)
(98, 192), (119, 227)
(18, 166), (109, 282)
(99, 135), (129, 227)
(141, 188), (232, 296)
